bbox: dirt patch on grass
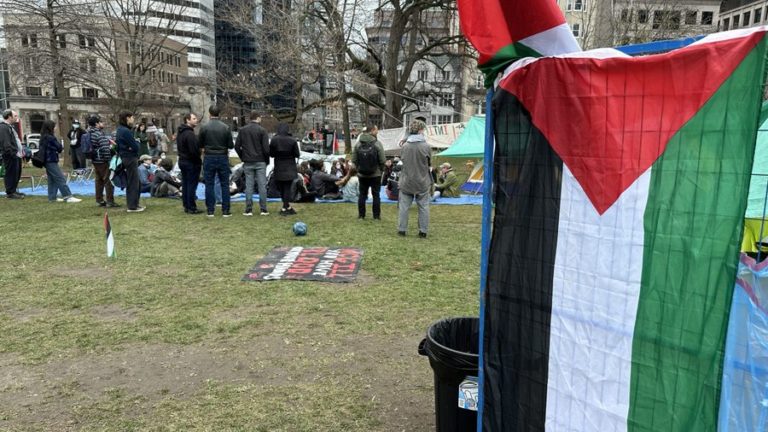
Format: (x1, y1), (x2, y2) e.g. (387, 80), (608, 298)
(89, 305), (139, 322)
(53, 266), (114, 281)
(0, 332), (436, 431)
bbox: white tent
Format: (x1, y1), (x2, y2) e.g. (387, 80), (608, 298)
(376, 121), (469, 155)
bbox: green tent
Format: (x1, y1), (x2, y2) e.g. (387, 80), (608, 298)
(437, 115), (486, 158)
(746, 102), (768, 218)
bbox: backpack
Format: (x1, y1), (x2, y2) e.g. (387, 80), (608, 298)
(356, 141), (378, 176)
(80, 132), (93, 157)
(31, 144), (46, 168)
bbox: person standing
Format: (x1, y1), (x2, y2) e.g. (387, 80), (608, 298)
(398, 119), (432, 238)
(177, 113), (202, 214)
(116, 111), (144, 212)
(0, 109), (24, 199)
(234, 111), (270, 216)
(67, 120), (86, 169)
(134, 122), (149, 156)
(87, 114), (120, 207)
(269, 123), (300, 215)
(199, 105), (234, 217)
(351, 124), (385, 220)
(39, 120), (82, 203)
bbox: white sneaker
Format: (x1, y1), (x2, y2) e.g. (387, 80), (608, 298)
(127, 206), (146, 213)
(56, 198), (64, 202)
(64, 196), (82, 203)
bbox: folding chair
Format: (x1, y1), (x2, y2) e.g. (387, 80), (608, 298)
(67, 167), (93, 185)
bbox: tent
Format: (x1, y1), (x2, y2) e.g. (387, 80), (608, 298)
(377, 121), (466, 155)
(436, 115), (486, 158)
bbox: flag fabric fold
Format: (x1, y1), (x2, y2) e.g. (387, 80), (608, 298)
(479, 26), (768, 432)
(104, 212), (115, 258)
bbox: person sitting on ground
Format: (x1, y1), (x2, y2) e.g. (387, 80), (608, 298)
(385, 161), (402, 201)
(309, 159), (341, 199)
(433, 162), (460, 200)
(381, 158), (393, 187)
(137, 154), (153, 193)
(151, 158), (182, 198)
(337, 162), (359, 203)
(332, 157), (347, 178)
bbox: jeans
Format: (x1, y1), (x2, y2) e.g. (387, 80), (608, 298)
(243, 161), (268, 212)
(93, 162), (114, 203)
(398, 190), (430, 234)
(3, 155), (20, 194)
(123, 155), (141, 209)
(179, 159), (201, 211)
(204, 155), (230, 213)
(358, 176), (381, 219)
(45, 162), (72, 201)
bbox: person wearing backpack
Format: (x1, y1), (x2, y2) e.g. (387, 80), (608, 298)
(87, 114), (120, 208)
(351, 124), (385, 220)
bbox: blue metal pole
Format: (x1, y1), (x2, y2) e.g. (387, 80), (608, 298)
(476, 87), (494, 432)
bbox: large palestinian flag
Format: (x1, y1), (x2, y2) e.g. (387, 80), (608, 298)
(460, 3), (768, 432)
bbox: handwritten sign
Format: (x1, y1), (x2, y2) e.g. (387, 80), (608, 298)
(243, 247), (363, 282)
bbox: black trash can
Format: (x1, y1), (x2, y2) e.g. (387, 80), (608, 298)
(418, 317), (479, 432)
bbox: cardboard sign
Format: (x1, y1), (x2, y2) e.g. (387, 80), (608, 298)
(244, 247), (363, 282)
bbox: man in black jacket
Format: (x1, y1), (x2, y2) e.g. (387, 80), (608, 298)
(234, 111), (270, 216)
(177, 112), (202, 214)
(1, 109), (24, 199)
(199, 105), (234, 217)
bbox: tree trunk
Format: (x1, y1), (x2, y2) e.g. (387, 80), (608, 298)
(47, 0), (71, 168)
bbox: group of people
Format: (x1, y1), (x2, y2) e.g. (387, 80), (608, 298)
(3, 105), (464, 237)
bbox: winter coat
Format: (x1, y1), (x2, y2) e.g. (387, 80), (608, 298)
(269, 124), (300, 182)
(399, 134), (432, 195)
(435, 169), (461, 198)
(234, 121), (270, 163)
(176, 124), (201, 164)
(116, 125), (139, 158)
(41, 134), (63, 163)
(198, 118), (232, 156)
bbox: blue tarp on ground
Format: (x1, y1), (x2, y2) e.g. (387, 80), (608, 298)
(7, 180), (483, 206)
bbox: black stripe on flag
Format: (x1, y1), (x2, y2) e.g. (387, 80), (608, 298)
(482, 91), (562, 431)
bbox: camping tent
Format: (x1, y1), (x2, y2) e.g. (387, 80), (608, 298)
(436, 115), (486, 158)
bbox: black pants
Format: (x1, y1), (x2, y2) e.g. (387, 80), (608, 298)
(179, 159), (201, 211)
(358, 175), (381, 218)
(277, 180), (293, 209)
(122, 155), (141, 209)
(3, 155), (21, 194)
(70, 146), (86, 169)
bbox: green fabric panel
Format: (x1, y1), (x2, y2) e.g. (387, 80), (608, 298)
(629, 42), (767, 431)
(481, 43), (542, 88)
(744, 101), (768, 218)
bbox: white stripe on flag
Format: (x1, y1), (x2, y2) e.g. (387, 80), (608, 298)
(545, 167), (651, 431)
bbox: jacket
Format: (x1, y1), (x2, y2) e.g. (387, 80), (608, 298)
(399, 134), (432, 194)
(199, 118), (233, 156)
(41, 134), (63, 163)
(151, 168), (181, 196)
(435, 169), (460, 198)
(0, 122), (20, 158)
(269, 124), (300, 182)
(176, 124), (201, 164)
(351, 133), (386, 178)
(88, 127), (113, 164)
(116, 125), (139, 158)
(234, 121), (270, 163)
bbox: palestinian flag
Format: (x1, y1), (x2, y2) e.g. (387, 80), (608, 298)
(104, 212), (115, 258)
(481, 28), (768, 431)
(457, 0), (580, 85)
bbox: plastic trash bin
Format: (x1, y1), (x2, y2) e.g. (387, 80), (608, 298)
(418, 317), (479, 432)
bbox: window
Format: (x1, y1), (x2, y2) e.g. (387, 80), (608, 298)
(126, 64), (131, 74)
(416, 94), (429, 107)
(702, 11), (714, 25)
(722, 17), (730, 30)
(21, 33), (38, 48)
(638, 9), (648, 24)
(572, 23), (581, 38)
(744, 12), (751, 25)
(621, 9), (632, 23)
(566, 0), (583, 11)
(79, 35), (95, 48)
(57, 34), (66, 49)
(653, 10), (681, 30)
(734, 15), (740, 29)
(79, 57), (88, 72)
(754, 9), (761, 24)
(438, 93), (454, 107)
(89, 58), (97, 73)
(441, 70), (451, 81)
(30, 34), (37, 48)
(81, 88), (98, 98)
(475, 74), (483, 89)
(685, 11), (697, 25)
(25, 86), (42, 96)
(432, 115), (452, 125)
(417, 70), (428, 81)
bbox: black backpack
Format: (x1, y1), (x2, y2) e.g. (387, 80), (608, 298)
(356, 142), (378, 176)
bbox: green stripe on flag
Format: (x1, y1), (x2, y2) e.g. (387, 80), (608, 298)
(481, 43), (542, 87)
(629, 41), (767, 431)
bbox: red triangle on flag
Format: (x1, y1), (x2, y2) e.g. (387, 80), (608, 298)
(499, 33), (763, 214)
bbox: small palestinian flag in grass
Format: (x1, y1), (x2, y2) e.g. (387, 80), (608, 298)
(104, 212), (115, 258)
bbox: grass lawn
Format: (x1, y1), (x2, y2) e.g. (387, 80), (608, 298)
(0, 188), (482, 431)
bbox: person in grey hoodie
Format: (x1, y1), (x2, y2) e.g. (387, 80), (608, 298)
(397, 119), (432, 238)
(234, 111), (270, 216)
